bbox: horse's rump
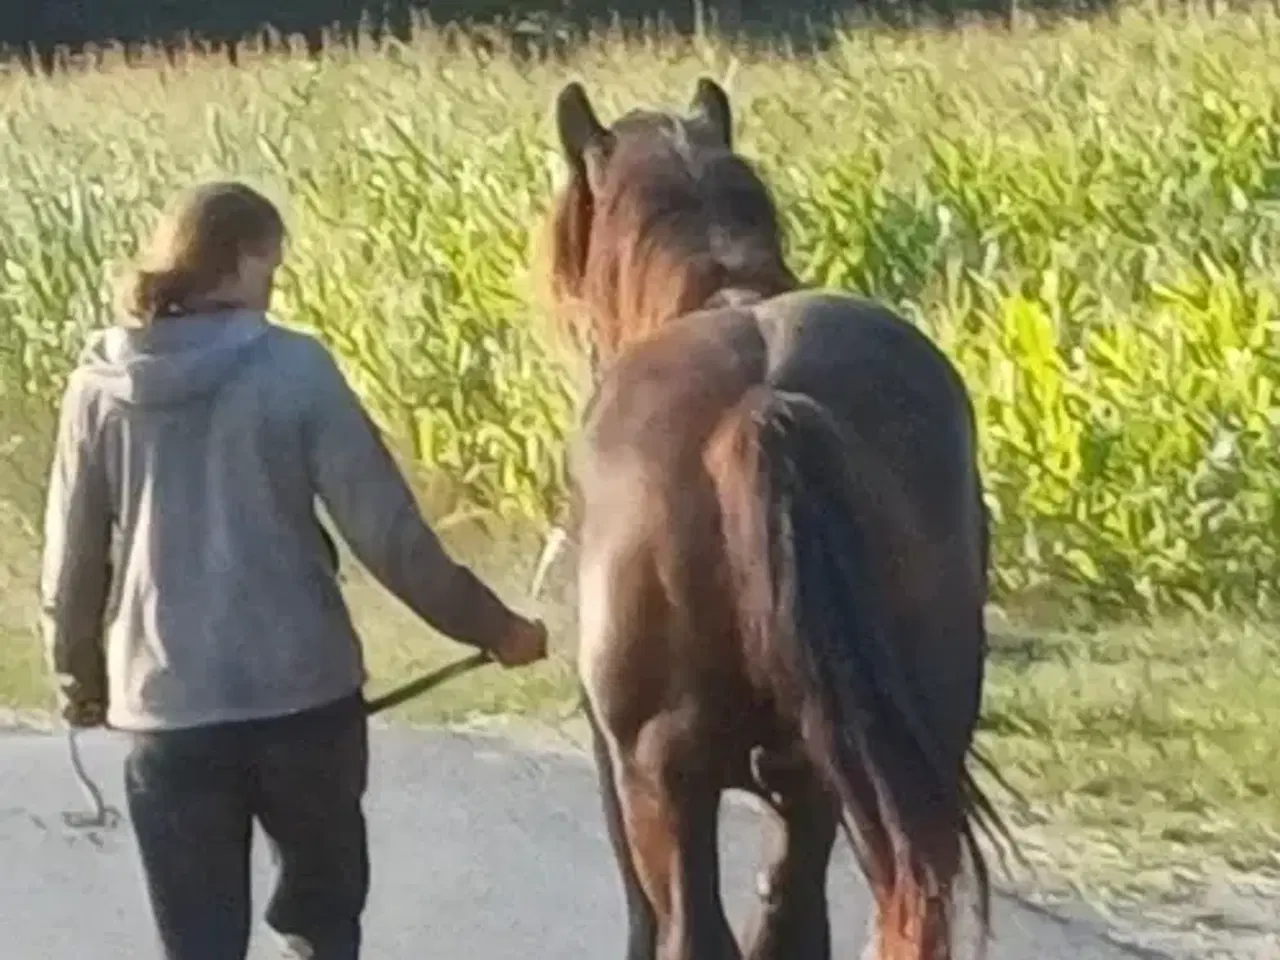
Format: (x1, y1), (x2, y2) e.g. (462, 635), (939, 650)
(754, 293), (991, 737)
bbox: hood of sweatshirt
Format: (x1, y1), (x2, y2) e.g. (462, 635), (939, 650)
(76, 310), (271, 408)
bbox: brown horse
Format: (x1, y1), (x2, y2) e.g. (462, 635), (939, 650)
(541, 77), (1010, 960)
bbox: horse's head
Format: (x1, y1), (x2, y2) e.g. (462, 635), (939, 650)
(541, 77), (797, 371)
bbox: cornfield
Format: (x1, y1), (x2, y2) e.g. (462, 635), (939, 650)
(1, 5), (1278, 621)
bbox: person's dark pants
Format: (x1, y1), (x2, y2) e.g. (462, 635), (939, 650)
(123, 693), (370, 960)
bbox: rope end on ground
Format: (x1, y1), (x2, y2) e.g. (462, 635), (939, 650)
(61, 728), (122, 833)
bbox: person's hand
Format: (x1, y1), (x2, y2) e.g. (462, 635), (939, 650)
(493, 617), (548, 668)
(60, 699), (107, 729)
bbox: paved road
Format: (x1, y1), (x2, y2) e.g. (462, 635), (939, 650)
(0, 725), (1150, 959)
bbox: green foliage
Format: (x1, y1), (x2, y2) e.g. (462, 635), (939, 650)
(2, 7), (1278, 621)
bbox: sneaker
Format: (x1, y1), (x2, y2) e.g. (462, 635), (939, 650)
(275, 934), (315, 959)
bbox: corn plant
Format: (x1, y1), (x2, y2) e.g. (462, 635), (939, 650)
(1, 5), (1278, 620)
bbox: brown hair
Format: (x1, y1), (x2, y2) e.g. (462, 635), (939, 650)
(115, 180), (286, 325)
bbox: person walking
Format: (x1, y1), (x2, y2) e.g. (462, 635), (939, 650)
(38, 180), (548, 960)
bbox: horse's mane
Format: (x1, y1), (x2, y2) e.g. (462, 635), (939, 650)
(539, 86), (799, 367)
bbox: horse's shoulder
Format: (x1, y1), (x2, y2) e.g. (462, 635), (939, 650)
(576, 310), (763, 471)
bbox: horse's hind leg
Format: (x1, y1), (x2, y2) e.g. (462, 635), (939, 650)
(742, 752), (838, 960)
(577, 495), (736, 959)
(586, 700), (657, 960)
(612, 718), (739, 960)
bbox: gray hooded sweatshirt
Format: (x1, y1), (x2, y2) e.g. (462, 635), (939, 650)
(39, 310), (518, 732)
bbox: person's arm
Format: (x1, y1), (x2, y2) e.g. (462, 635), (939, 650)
(302, 342), (523, 654)
(39, 375), (113, 727)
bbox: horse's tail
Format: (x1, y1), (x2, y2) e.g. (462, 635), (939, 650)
(706, 385), (999, 960)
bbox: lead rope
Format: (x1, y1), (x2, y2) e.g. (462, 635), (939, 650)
(519, 331), (598, 606)
(61, 727), (120, 831)
(366, 511), (568, 716)
(525, 333), (598, 607)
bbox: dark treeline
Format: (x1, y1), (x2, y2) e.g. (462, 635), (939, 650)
(4, 0), (413, 71)
(1, 0), (1114, 74)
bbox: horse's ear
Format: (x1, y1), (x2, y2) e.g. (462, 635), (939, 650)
(555, 81), (608, 177)
(690, 77), (732, 149)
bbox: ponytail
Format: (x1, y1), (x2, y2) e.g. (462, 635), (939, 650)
(115, 266), (197, 325)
